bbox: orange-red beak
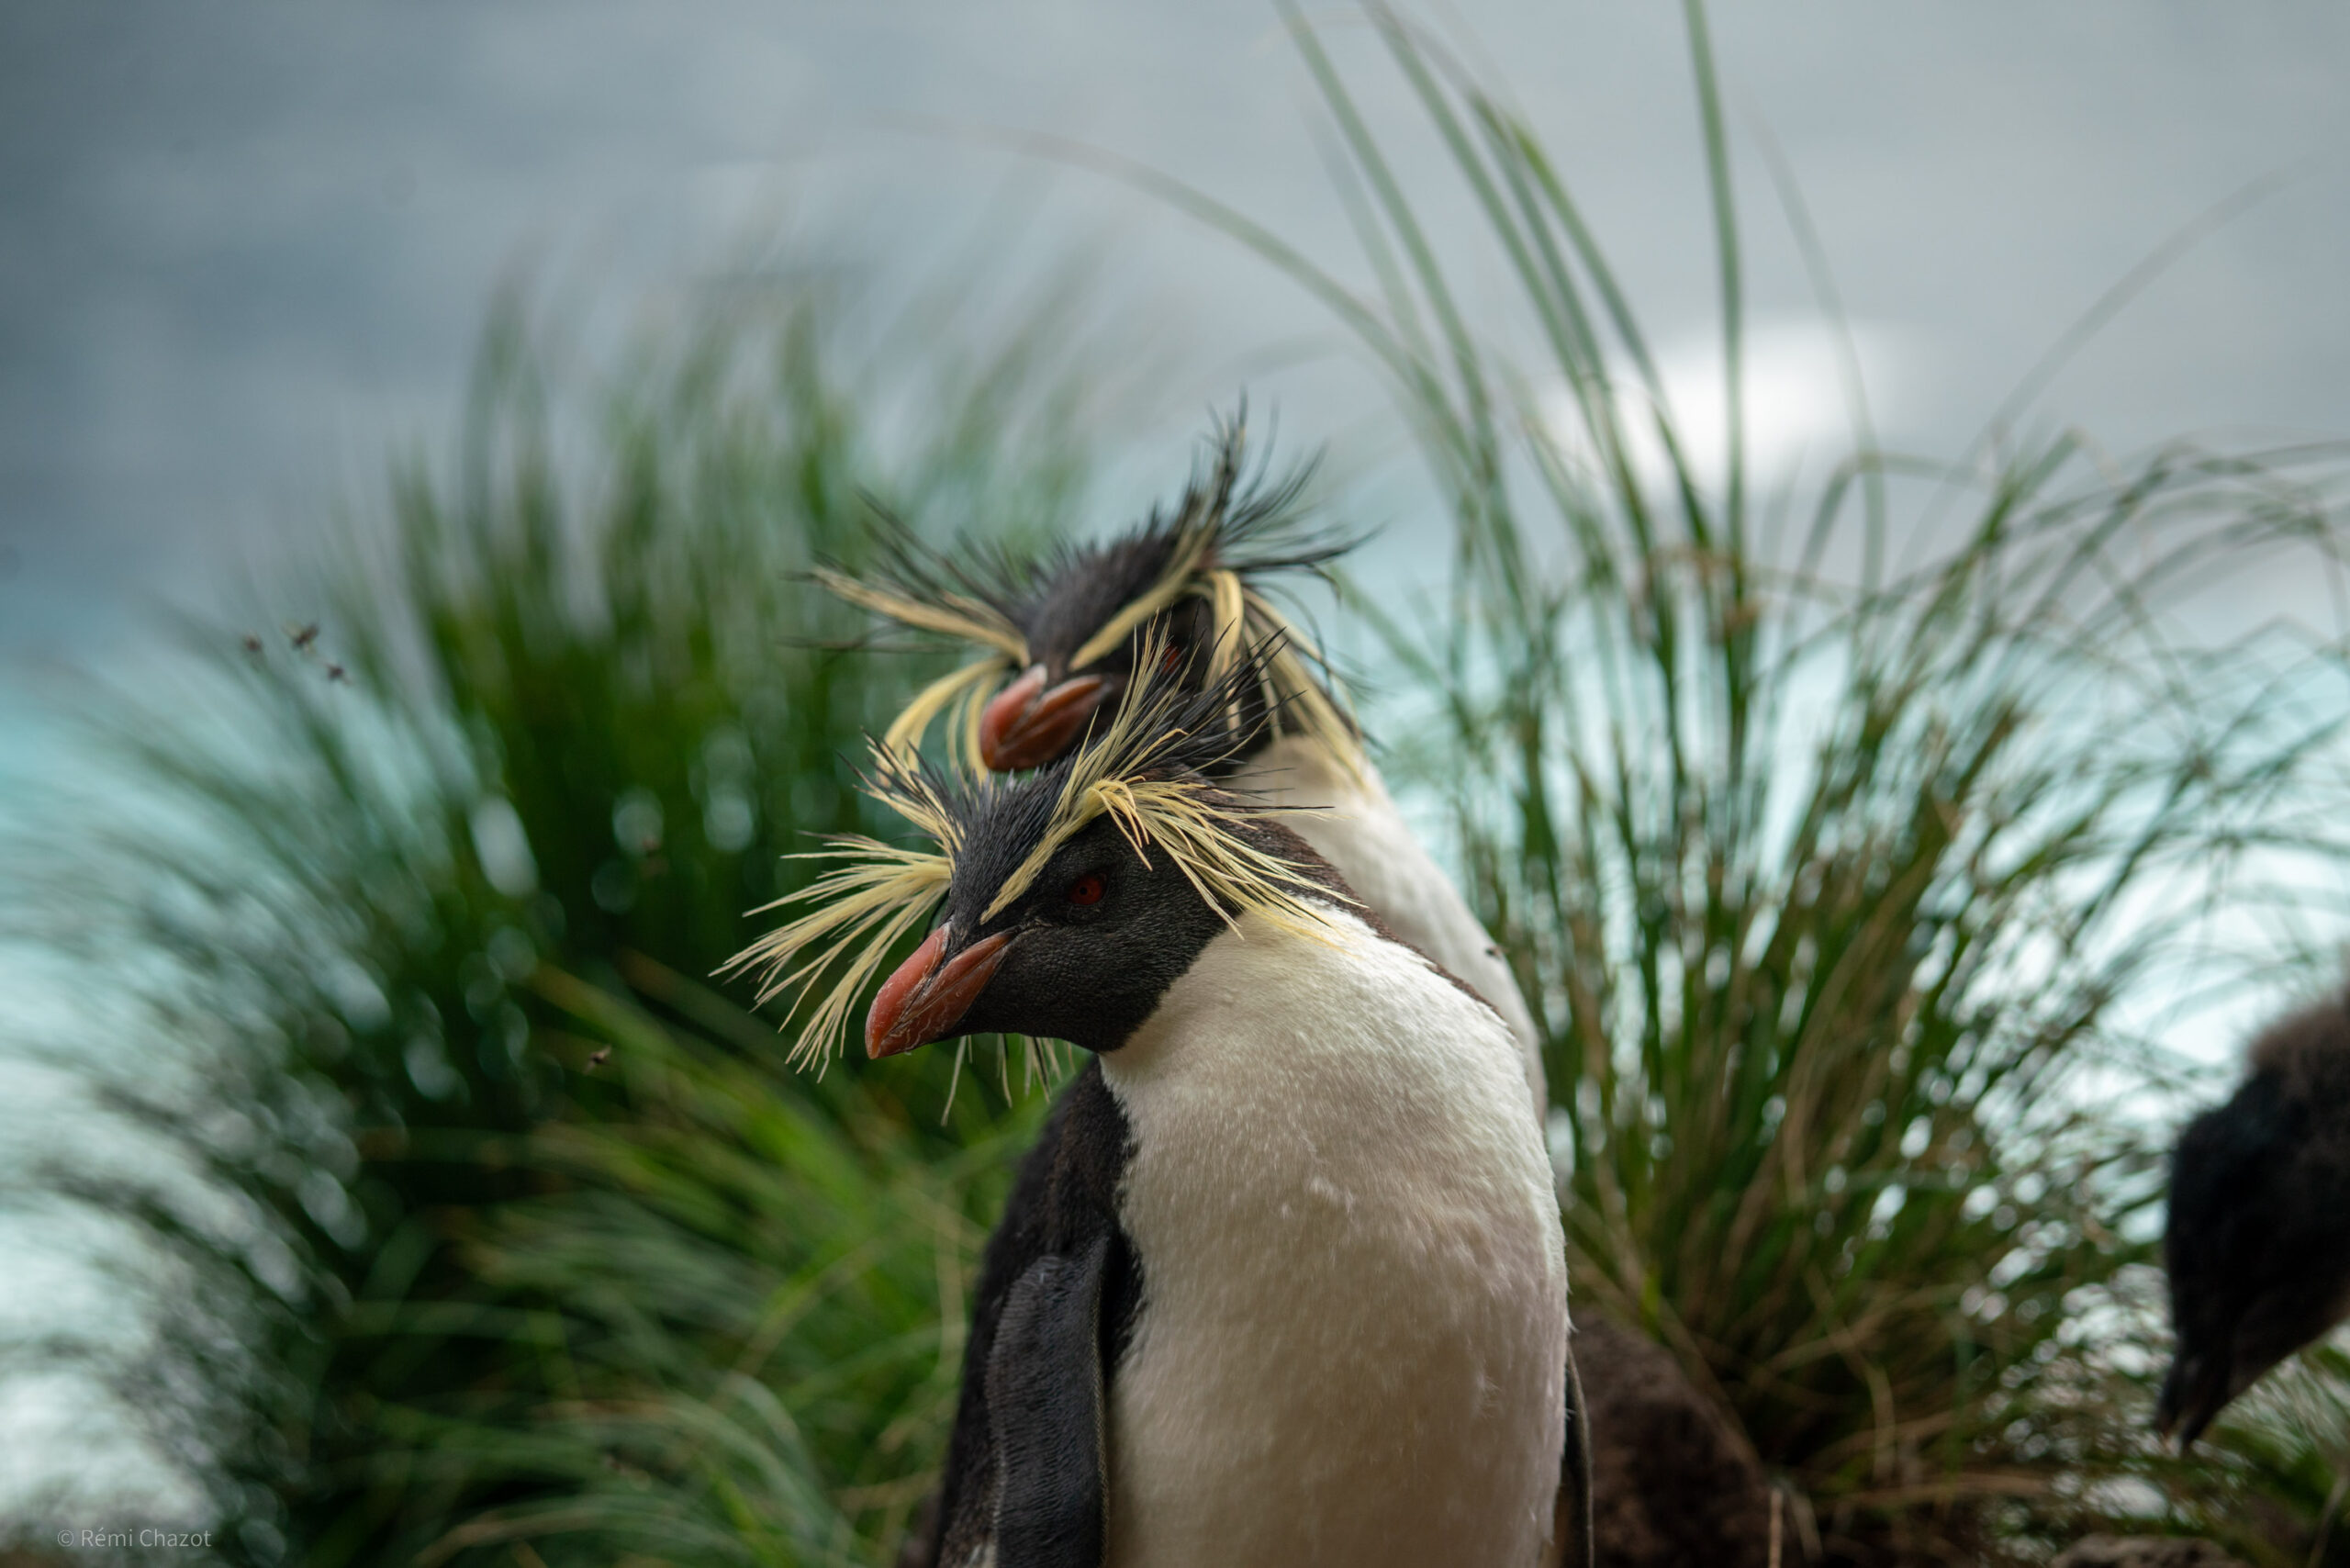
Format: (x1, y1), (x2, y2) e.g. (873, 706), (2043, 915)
(865, 926), (1013, 1058)
(978, 666), (1110, 771)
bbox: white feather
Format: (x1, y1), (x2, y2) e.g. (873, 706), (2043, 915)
(1234, 737), (1548, 1114)
(1100, 910), (1567, 1568)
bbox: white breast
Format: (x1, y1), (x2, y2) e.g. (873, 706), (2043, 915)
(1099, 912), (1567, 1568)
(1233, 738), (1547, 1114)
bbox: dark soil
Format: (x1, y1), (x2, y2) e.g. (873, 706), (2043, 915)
(1576, 1314), (1775, 1568)
(2052, 1539), (2252, 1568)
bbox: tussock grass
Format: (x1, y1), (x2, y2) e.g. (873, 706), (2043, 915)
(3, 272), (1110, 1564)
(1175, 3), (2350, 1561)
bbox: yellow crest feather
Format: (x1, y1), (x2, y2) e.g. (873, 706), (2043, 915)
(882, 655), (1012, 769)
(1068, 521), (1217, 671)
(724, 834), (952, 1071)
(811, 567), (1029, 663)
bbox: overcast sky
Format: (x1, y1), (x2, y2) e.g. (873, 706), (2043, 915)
(6, 2), (2350, 679)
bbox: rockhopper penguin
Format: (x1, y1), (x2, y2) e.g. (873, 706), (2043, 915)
(816, 419), (1550, 1119)
(2157, 985), (2350, 1449)
(732, 641), (1572, 1567)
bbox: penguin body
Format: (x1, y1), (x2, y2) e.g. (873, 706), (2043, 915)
(931, 904), (1564, 1568)
(1101, 908), (1564, 1567)
(736, 660), (1570, 1567)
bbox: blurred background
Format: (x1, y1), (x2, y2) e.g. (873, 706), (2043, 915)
(13, 3), (2350, 672)
(6, 3), (2350, 1563)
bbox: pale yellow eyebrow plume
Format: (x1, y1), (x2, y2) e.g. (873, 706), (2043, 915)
(883, 655), (1012, 769)
(722, 741), (979, 1069)
(812, 567), (1030, 663)
(719, 738), (987, 1067)
(862, 741), (968, 857)
(1093, 777), (1341, 944)
(724, 838), (952, 1071)
(1264, 642), (1364, 782)
(1068, 521), (1217, 671)
(1202, 567), (1248, 689)
(982, 628), (1181, 918)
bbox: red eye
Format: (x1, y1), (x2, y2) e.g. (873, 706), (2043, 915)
(1160, 643), (1184, 675)
(1066, 872), (1107, 907)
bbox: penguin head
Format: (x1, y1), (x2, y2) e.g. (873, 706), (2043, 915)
(2155, 1072), (2294, 1450)
(970, 522), (1238, 773)
(815, 415), (1360, 776)
(861, 792), (1252, 1058)
(2156, 992), (2350, 1449)
(729, 631), (1347, 1067)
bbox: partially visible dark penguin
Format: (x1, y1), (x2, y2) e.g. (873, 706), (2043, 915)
(2157, 986), (2350, 1448)
(733, 643), (1572, 1567)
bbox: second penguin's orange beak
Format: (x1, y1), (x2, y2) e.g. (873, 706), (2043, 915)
(978, 666), (1110, 771)
(865, 927), (1013, 1059)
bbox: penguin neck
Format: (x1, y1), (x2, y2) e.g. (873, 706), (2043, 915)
(1222, 734), (1548, 1108)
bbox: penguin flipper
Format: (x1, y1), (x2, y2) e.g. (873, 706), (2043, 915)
(983, 1236), (1113, 1567)
(928, 1064), (1135, 1568)
(1541, 1340), (1595, 1568)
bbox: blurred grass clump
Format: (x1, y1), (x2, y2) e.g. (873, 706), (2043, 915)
(9, 6), (2350, 1567)
(4, 263), (1123, 1565)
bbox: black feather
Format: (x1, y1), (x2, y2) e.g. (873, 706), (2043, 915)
(2159, 986), (2350, 1447)
(821, 411), (1360, 671)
